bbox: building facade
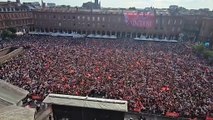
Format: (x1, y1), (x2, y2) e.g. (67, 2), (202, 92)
(0, 1), (34, 33)
(0, 1), (213, 41)
(199, 18), (213, 41)
(32, 8), (184, 39)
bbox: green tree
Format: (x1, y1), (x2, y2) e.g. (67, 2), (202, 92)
(7, 28), (17, 33)
(129, 7), (136, 10)
(1, 29), (17, 40)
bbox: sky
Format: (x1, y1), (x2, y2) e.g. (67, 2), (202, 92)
(2, 0), (213, 10)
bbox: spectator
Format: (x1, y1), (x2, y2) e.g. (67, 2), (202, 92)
(0, 35), (212, 119)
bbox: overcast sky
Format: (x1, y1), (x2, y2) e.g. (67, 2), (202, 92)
(3, 0), (213, 10)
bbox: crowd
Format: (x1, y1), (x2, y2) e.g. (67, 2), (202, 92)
(0, 35), (213, 119)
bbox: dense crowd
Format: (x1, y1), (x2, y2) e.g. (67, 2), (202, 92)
(0, 35), (213, 119)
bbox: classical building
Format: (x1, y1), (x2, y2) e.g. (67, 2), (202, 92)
(0, 0), (212, 41)
(0, 0), (34, 33)
(31, 8), (184, 39)
(199, 18), (213, 41)
(82, 0), (101, 9)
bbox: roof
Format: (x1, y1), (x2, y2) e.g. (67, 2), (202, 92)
(0, 80), (29, 105)
(0, 106), (35, 120)
(0, 98), (13, 108)
(43, 94), (128, 112)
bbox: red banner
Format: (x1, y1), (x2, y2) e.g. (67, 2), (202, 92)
(206, 117), (213, 120)
(124, 12), (156, 29)
(206, 114), (213, 120)
(165, 112), (179, 118)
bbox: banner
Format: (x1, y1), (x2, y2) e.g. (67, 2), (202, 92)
(206, 113), (213, 120)
(124, 12), (156, 29)
(165, 112), (179, 118)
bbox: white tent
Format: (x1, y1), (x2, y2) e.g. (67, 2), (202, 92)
(87, 34), (117, 39)
(15, 32), (24, 36)
(43, 94), (128, 112)
(134, 37), (178, 43)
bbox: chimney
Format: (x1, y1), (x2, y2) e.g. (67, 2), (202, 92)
(16, 0), (20, 3)
(41, 0), (45, 8)
(95, 0), (98, 5)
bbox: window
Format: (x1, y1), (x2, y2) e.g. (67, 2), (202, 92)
(97, 16), (100, 21)
(92, 23), (95, 27)
(172, 27), (175, 32)
(87, 16), (90, 21)
(82, 16), (85, 20)
(168, 19), (171, 25)
(77, 16), (80, 20)
(92, 16), (95, 21)
(178, 27), (181, 31)
(156, 19), (159, 24)
(174, 20), (176, 24)
(180, 20), (183, 25)
(118, 17), (121, 22)
(102, 17), (105, 21)
(73, 16), (75, 19)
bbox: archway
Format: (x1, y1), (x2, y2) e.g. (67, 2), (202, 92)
(117, 32), (121, 38)
(102, 31), (105, 35)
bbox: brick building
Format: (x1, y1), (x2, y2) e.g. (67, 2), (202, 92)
(0, 1), (212, 41)
(0, 0), (34, 33)
(199, 18), (213, 41)
(31, 8), (184, 39)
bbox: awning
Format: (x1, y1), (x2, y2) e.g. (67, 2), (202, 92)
(0, 106), (35, 120)
(43, 94), (128, 112)
(0, 80), (29, 106)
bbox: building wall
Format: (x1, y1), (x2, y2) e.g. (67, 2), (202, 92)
(0, 11), (34, 32)
(199, 18), (213, 41)
(32, 10), (184, 39)
(0, 4), (212, 41)
(0, 1), (34, 33)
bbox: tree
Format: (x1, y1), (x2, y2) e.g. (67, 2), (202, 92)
(1, 29), (17, 40)
(1, 30), (11, 40)
(129, 7), (136, 10)
(7, 28), (17, 34)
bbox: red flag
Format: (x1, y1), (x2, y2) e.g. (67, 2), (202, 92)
(166, 112), (179, 118)
(206, 113), (213, 120)
(31, 95), (42, 100)
(161, 86), (170, 92)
